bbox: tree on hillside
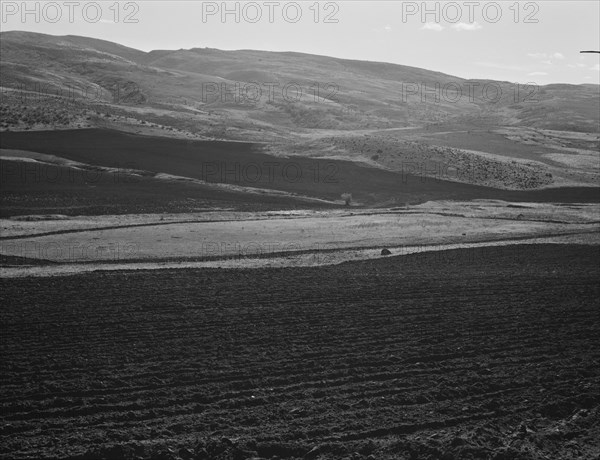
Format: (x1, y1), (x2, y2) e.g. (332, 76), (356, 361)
(341, 193), (352, 206)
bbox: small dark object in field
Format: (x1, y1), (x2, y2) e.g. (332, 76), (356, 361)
(381, 248), (391, 256)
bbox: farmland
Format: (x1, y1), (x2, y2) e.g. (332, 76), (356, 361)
(1, 115), (599, 460)
(1, 29), (599, 460)
(1, 130), (599, 220)
(1, 244), (599, 459)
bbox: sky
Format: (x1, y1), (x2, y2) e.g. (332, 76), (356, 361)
(1, 1), (599, 85)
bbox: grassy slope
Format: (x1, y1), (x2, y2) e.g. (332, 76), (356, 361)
(1, 31), (598, 134)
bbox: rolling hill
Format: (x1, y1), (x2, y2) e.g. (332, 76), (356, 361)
(2, 30), (598, 135)
(1, 31), (599, 201)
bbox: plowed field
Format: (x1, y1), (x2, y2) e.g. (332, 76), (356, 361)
(1, 244), (599, 459)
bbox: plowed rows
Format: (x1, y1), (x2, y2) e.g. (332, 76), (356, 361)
(1, 245), (599, 459)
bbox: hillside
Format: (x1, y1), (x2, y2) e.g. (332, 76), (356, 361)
(1, 31), (599, 192)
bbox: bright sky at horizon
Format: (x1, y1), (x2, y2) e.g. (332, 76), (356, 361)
(1, 1), (599, 85)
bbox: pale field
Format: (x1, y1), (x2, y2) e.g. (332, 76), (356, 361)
(3, 233), (599, 279)
(1, 201), (598, 279)
(2, 201), (598, 239)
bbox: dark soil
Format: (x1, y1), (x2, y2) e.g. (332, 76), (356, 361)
(1, 129), (598, 212)
(1, 244), (599, 459)
(0, 156), (335, 217)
